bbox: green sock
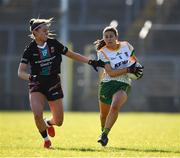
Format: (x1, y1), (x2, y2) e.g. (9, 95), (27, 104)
(103, 128), (110, 135)
(101, 126), (104, 132)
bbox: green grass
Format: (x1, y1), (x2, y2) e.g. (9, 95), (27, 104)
(0, 112), (180, 157)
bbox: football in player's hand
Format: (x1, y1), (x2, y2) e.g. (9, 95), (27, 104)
(127, 62), (144, 80)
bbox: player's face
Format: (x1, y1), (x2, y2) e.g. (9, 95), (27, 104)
(34, 25), (49, 42)
(103, 31), (117, 48)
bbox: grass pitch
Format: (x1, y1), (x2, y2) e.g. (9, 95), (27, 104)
(0, 111), (180, 157)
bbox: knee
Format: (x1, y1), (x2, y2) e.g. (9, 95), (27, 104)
(100, 113), (107, 121)
(111, 105), (119, 112)
(54, 118), (63, 126)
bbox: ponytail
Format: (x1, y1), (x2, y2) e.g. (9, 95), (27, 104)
(94, 39), (106, 50)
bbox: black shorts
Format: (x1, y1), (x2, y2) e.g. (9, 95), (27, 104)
(28, 75), (64, 101)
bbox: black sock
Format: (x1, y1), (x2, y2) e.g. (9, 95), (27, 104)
(40, 130), (48, 138)
(47, 120), (52, 126)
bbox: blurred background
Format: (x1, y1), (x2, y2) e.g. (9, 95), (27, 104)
(0, 0), (180, 112)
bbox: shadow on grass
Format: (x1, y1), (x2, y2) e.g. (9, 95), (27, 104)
(108, 147), (180, 154)
(51, 147), (102, 152)
(51, 146), (180, 154)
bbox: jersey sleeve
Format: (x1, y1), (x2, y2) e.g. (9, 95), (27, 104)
(54, 39), (68, 55)
(126, 42), (137, 61)
(20, 46), (31, 64)
(126, 42), (135, 55)
(97, 51), (110, 64)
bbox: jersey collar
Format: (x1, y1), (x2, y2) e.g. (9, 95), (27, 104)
(37, 42), (47, 49)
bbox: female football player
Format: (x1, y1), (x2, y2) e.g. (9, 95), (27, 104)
(18, 18), (103, 148)
(94, 24), (143, 146)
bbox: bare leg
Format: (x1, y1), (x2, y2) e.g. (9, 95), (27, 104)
(99, 101), (110, 131)
(48, 99), (64, 126)
(29, 92), (46, 132)
(98, 90), (128, 146)
(104, 90), (127, 130)
(29, 92), (52, 148)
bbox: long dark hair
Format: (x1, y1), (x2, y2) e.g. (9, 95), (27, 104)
(94, 26), (118, 50)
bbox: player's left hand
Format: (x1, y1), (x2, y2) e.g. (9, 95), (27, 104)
(127, 62), (144, 76)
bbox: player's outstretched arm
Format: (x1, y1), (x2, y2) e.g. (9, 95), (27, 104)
(65, 50), (90, 63)
(65, 50), (104, 71)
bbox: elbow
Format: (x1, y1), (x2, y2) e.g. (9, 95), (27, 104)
(17, 70), (21, 79)
(18, 69), (24, 80)
(17, 63), (29, 80)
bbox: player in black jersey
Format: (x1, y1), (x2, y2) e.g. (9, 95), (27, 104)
(18, 18), (104, 148)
